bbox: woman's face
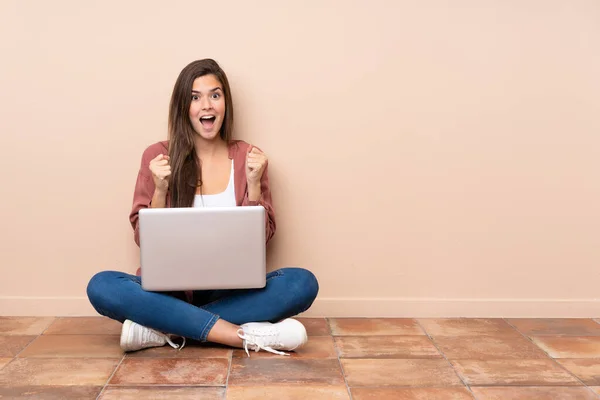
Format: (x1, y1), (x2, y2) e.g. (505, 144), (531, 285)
(189, 74), (226, 140)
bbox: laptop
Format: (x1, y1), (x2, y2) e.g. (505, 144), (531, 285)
(138, 206), (266, 291)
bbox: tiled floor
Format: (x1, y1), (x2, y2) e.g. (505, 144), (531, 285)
(1, 317), (600, 399)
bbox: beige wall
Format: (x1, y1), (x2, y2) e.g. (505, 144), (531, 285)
(1, 0), (599, 317)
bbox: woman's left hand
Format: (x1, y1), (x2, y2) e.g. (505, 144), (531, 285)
(246, 146), (268, 185)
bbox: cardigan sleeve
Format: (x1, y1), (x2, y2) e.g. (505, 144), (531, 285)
(241, 162), (276, 245)
(129, 146), (162, 247)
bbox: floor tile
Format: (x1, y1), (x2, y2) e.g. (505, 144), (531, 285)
(507, 318), (600, 336)
(592, 386), (600, 395)
(335, 336), (441, 359)
(227, 385), (350, 399)
(556, 359), (600, 385)
(418, 318), (517, 337)
(109, 358), (228, 385)
(471, 386), (597, 399)
(99, 386), (225, 399)
(0, 385), (102, 399)
(433, 335), (548, 360)
(229, 358), (344, 385)
(18, 334), (122, 358)
(532, 336), (600, 358)
(44, 317), (122, 335)
(233, 336), (337, 359)
(0, 336), (36, 357)
(127, 343), (231, 359)
(351, 387), (474, 400)
(0, 359), (11, 369)
(451, 359), (581, 386)
(341, 359), (462, 387)
(329, 318), (424, 336)
(0, 358), (119, 386)
(297, 318), (331, 336)
(0, 317), (54, 335)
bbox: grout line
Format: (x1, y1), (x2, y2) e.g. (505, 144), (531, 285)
(11, 318), (57, 359)
(308, 383), (591, 388)
(414, 319), (479, 400)
(589, 387), (600, 400)
(39, 317), (57, 335)
(327, 317), (353, 400)
(224, 349), (233, 397)
(0, 357), (13, 371)
(95, 353), (126, 400)
(325, 317), (334, 336)
(502, 318), (600, 399)
(13, 337), (41, 359)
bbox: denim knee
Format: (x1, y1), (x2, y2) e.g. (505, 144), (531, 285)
(86, 270), (126, 317)
(281, 267), (319, 311)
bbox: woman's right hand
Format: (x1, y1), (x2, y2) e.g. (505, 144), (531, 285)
(149, 154), (171, 193)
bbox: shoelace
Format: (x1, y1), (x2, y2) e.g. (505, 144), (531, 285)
(144, 327), (186, 351)
(237, 328), (289, 357)
(167, 335), (186, 351)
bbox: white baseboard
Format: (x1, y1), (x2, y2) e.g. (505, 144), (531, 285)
(302, 297), (600, 318)
(2, 296), (600, 318)
(0, 296), (98, 316)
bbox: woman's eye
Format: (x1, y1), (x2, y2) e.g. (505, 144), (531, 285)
(192, 95), (199, 100)
(211, 93), (220, 99)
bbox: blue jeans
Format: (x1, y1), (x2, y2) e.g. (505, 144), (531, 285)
(86, 268), (319, 341)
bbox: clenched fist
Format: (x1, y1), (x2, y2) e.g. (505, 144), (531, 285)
(246, 147), (268, 185)
(149, 154), (171, 192)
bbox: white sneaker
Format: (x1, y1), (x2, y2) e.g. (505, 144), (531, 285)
(237, 318), (308, 356)
(120, 319), (186, 352)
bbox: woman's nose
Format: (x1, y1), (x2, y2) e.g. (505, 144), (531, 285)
(200, 96), (211, 110)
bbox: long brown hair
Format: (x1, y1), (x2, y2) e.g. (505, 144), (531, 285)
(167, 59), (234, 207)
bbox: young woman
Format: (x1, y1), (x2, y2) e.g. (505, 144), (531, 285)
(86, 59), (319, 356)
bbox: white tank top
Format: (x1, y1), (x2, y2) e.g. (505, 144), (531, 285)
(193, 160), (236, 207)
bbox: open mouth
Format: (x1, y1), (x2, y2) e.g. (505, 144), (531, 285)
(200, 115), (216, 129)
